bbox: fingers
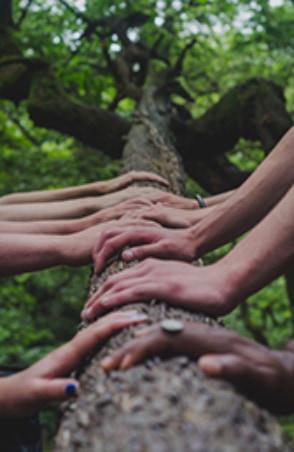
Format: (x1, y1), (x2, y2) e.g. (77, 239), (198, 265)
(130, 171), (169, 187)
(122, 243), (168, 262)
(86, 261), (149, 309)
(33, 311), (147, 378)
(198, 354), (251, 380)
(82, 283), (157, 321)
(93, 226), (161, 273)
(101, 326), (167, 371)
(38, 378), (80, 405)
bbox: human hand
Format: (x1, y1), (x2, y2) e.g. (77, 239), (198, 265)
(100, 171), (169, 194)
(82, 259), (229, 321)
(122, 204), (195, 228)
(101, 322), (294, 414)
(85, 198), (154, 228)
(64, 218), (159, 267)
(93, 222), (197, 274)
(102, 186), (198, 210)
(0, 310), (147, 418)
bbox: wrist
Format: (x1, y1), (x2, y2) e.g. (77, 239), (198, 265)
(58, 234), (81, 266)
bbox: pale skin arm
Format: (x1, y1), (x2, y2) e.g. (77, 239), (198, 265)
(204, 189), (235, 207)
(0, 186), (196, 222)
(101, 322), (294, 415)
(193, 126), (294, 255)
(0, 311), (147, 418)
(93, 126), (294, 267)
(0, 219), (160, 276)
(0, 171), (169, 204)
(84, 185), (294, 320)
(0, 199), (153, 235)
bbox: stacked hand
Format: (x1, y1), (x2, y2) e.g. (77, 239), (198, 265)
(82, 259), (231, 321)
(92, 222), (198, 274)
(0, 311), (147, 417)
(101, 321), (294, 414)
(100, 171), (169, 194)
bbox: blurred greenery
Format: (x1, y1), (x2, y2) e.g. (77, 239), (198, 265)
(1, 0), (294, 446)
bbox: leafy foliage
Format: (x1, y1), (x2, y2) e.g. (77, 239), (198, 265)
(0, 0), (294, 444)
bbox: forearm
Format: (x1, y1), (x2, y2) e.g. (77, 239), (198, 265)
(193, 127), (294, 254)
(0, 234), (68, 276)
(0, 197), (102, 221)
(215, 185), (294, 309)
(0, 181), (105, 205)
(204, 189), (235, 207)
(0, 218), (90, 235)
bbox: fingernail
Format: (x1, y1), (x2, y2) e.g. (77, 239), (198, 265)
(120, 354), (132, 369)
(131, 313), (147, 320)
(101, 357), (113, 370)
(123, 250), (134, 261)
(65, 383), (79, 397)
(100, 297), (111, 306)
(198, 357), (222, 376)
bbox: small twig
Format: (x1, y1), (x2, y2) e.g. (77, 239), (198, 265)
(15, 0), (34, 28)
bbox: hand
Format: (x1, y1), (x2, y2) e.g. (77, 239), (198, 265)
(122, 204), (195, 228)
(0, 310), (147, 418)
(101, 322), (294, 414)
(64, 218), (160, 266)
(82, 259), (229, 321)
(93, 222), (197, 274)
(85, 198), (154, 228)
(100, 171), (169, 194)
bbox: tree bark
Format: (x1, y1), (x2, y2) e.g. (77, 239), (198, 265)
(54, 83), (290, 452)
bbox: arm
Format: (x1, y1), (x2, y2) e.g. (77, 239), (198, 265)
(204, 189), (235, 207)
(193, 126), (294, 255)
(86, 185), (294, 320)
(93, 127), (294, 268)
(0, 186), (196, 222)
(0, 311), (147, 418)
(0, 171), (169, 204)
(0, 199), (154, 235)
(0, 218), (160, 276)
(101, 322), (294, 414)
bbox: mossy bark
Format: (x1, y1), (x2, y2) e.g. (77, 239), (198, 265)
(54, 84), (291, 452)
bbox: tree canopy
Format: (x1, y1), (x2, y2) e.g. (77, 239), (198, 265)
(0, 0), (294, 444)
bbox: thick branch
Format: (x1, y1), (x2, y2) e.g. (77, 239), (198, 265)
(27, 69), (130, 157)
(174, 77), (293, 186)
(0, 54), (130, 156)
(55, 82), (290, 452)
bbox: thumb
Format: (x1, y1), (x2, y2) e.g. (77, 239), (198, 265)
(198, 354), (249, 382)
(40, 378), (80, 404)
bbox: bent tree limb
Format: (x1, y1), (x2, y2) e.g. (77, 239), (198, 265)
(0, 23), (292, 185)
(54, 80), (290, 451)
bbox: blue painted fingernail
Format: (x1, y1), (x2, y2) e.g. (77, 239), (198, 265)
(65, 384), (78, 397)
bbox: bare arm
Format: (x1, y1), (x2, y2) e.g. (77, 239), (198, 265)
(0, 171), (169, 205)
(0, 186), (197, 222)
(101, 322), (294, 415)
(194, 126), (294, 255)
(204, 189), (235, 207)
(0, 199), (154, 234)
(86, 185), (294, 320)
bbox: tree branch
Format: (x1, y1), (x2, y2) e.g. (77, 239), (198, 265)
(173, 77), (293, 189)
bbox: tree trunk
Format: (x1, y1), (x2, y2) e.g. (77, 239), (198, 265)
(54, 83), (290, 452)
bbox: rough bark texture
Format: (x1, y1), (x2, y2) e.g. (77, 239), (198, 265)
(54, 85), (291, 452)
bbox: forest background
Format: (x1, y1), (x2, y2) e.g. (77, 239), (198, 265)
(0, 0), (293, 445)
